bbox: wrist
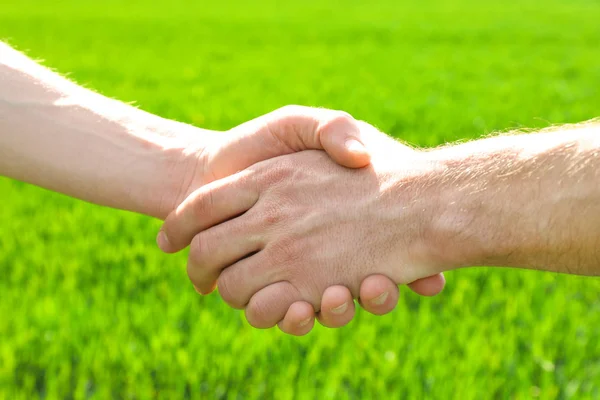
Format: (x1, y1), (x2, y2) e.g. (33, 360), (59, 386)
(372, 148), (454, 282)
(122, 117), (211, 220)
(418, 147), (520, 272)
(383, 149), (490, 278)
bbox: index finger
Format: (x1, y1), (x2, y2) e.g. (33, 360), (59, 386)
(157, 170), (259, 253)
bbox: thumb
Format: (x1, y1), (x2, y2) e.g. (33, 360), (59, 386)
(212, 106), (371, 180)
(317, 109), (371, 168)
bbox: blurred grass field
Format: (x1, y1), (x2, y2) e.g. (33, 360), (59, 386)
(2, 0), (600, 398)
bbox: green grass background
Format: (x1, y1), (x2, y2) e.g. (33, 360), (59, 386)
(1, 0), (600, 398)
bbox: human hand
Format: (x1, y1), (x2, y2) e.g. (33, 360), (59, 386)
(162, 105), (370, 217)
(160, 120), (446, 334)
(164, 107), (445, 328)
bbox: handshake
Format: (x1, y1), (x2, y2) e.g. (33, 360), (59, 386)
(5, 42), (599, 338)
(155, 106), (447, 336)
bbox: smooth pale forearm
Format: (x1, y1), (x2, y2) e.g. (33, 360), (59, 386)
(0, 42), (207, 219)
(421, 121), (600, 276)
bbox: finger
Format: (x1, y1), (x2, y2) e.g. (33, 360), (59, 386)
(216, 250), (277, 308)
(157, 171), (258, 253)
(317, 111), (370, 168)
(317, 285), (356, 328)
(213, 106), (370, 178)
(358, 274), (400, 316)
(277, 301), (315, 336)
(245, 281), (301, 329)
(407, 273), (446, 297)
(215, 244), (293, 309)
(187, 216), (263, 295)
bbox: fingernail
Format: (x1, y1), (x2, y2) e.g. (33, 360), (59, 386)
(370, 291), (389, 306)
(298, 317), (313, 327)
(330, 302), (348, 315)
(345, 138), (367, 155)
(156, 230), (170, 252)
(193, 284), (203, 295)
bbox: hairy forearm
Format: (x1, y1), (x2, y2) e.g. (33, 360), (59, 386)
(424, 121), (600, 275)
(0, 42), (206, 218)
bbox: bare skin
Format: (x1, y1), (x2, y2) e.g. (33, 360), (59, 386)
(161, 119), (600, 335)
(0, 41), (444, 332)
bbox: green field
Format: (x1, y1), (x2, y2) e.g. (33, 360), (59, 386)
(2, 0), (600, 398)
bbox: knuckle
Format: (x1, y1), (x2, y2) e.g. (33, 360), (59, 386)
(329, 110), (355, 123)
(189, 232), (211, 266)
(272, 105), (317, 143)
(319, 110), (357, 138)
(217, 271), (245, 309)
(191, 189), (215, 221)
(260, 202), (286, 227)
(325, 110), (355, 127)
(245, 300), (273, 329)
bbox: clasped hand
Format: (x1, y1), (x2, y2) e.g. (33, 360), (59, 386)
(158, 106), (445, 336)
